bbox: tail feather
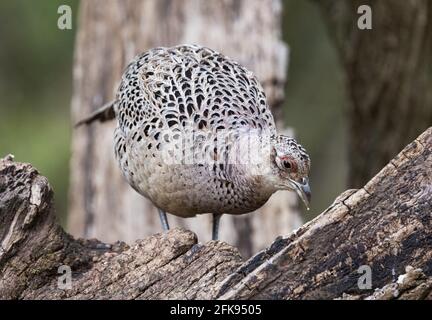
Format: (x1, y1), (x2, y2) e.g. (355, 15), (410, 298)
(74, 100), (116, 127)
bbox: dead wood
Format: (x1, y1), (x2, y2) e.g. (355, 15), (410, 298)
(1, 127), (431, 299)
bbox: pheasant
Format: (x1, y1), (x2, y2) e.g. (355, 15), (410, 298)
(76, 44), (311, 240)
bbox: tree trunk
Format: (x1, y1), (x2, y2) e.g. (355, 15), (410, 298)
(1, 127), (431, 299)
(68, 0), (300, 258)
(317, 0), (432, 188)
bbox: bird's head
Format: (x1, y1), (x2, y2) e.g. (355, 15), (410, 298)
(268, 135), (311, 209)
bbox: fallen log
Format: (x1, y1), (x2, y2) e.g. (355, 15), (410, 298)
(0, 127), (431, 299)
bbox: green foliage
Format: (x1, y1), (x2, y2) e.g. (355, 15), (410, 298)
(283, 0), (348, 218)
(0, 0), (78, 224)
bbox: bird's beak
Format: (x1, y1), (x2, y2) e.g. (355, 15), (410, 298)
(291, 178), (311, 210)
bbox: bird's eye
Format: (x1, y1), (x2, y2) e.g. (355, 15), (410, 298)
(283, 160), (291, 169)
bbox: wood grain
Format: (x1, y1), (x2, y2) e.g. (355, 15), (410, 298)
(1, 127), (430, 299)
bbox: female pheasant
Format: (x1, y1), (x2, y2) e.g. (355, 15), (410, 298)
(77, 44), (311, 240)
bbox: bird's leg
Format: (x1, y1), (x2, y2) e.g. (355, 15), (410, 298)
(212, 214), (222, 241)
(158, 208), (170, 232)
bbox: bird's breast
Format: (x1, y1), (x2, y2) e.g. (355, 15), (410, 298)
(125, 156), (273, 217)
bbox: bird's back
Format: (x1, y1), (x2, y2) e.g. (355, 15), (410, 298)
(113, 45), (277, 216)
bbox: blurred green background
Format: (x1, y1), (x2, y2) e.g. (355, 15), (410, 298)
(0, 0), (78, 225)
(0, 0), (347, 225)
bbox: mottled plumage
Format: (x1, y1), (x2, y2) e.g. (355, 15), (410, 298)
(77, 44), (311, 239)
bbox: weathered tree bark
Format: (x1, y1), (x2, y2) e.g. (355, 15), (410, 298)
(2, 127), (431, 299)
(339, 266), (432, 300)
(317, 0), (432, 188)
(68, 0), (300, 258)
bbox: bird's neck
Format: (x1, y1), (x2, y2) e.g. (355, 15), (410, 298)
(221, 160), (277, 202)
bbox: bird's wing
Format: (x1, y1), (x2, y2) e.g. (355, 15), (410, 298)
(116, 45), (276, 136)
